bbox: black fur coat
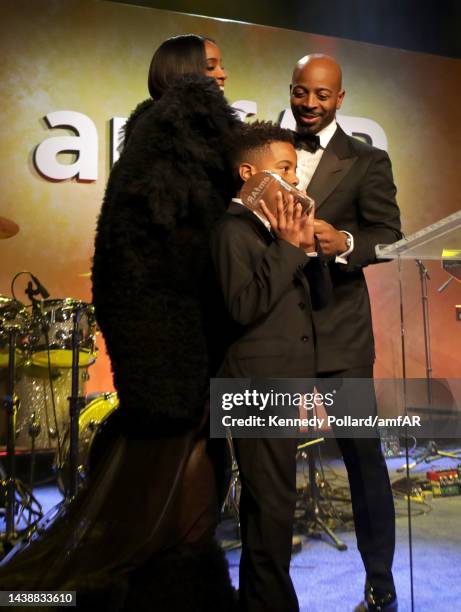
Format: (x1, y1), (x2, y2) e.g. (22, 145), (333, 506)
(92, 75), (239, 436)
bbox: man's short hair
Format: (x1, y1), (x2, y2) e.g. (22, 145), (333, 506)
(232, 120), (294, 189)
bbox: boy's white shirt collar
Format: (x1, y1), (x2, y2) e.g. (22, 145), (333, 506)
(232, 197), (272, 232)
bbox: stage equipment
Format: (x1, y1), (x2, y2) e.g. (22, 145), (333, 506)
(63, 302), (95, 500)
(0, 295), (41, 549)
(427, 464), (461, 496)
(0, 297), (31, 369)
(1, 272), (98, 530)
(295, 438), (347, 551)
(378, 214), (461, 469)
(221, 432), (240, 519)
(438, 248), (461, 291)
(10, 365), (88, 453)
(377, 211), (461, 425)
(55, 392), (118, 493)
(397, 441), (461, 473)
(30, 299), (97, 369)
(377, 209), (461, 612)
(0, 217), (19, 240)
(21, 276), (94, 494)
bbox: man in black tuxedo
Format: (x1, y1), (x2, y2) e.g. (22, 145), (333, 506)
(209, 121), (330, 612)
(290, 54), (402, 611)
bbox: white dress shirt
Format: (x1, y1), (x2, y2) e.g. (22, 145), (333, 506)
(232, 197), (271, 232)
(295, 119), (338, 192)
(295, 120), (354, 263)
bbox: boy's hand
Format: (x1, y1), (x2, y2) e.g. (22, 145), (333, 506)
(299, 205), (316, 253)
(259, 192), (303, 248)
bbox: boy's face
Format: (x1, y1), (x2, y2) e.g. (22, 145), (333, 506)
(241, 141), (299, 187)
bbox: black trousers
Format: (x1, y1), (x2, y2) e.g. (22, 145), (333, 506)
(233, 436), (299, 612)
(318, 365), (396, 595)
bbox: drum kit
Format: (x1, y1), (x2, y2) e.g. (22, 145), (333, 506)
(0, 294), (98, 453)
(0, 217), (119, 545)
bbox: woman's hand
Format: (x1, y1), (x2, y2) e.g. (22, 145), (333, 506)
(259, 192), (303, 248)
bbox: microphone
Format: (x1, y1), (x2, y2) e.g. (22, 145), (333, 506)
(437, 276), (454, 293)
(30, 273), (50, 299)
(415, 259), (430, 280)
(396, 441), (437, 473)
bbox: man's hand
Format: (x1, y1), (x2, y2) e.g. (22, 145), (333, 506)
(299, 206), (315, 253)
(259, 192), (303, 248)
(313, 219), (348, 256)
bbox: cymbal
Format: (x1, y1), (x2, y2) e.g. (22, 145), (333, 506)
(0, 217), (19, 239)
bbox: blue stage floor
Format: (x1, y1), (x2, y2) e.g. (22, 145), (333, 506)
(2, 454), (460, 611)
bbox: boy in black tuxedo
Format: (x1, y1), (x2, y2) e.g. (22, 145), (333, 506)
(209, 122), (330, 612)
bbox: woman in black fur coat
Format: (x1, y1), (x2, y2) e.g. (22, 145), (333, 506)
(0, 36), (239, 611)
(92, 35), (236, 435)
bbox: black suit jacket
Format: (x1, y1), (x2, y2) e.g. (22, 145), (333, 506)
(207, 202), (331, 379)
(300, 125), (402, 372)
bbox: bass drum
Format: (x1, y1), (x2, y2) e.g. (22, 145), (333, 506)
(15, 365), (87, 451)
(55, 392), (119, 492)
(0, 364), (87, 450)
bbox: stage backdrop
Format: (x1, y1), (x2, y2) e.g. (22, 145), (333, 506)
(1, 0), (460, 396)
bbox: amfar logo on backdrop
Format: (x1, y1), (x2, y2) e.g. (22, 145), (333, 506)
(33, 101), (389, 182)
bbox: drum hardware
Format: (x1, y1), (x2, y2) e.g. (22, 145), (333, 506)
(30, 299), (97, 369)
(0, 274), (51, 548)
(54, 392), (119, 494)
(218, 434), (242, 551)
(295, 438), (347, 552)
(38, 325), (63, 466)
(67, 304), (90, 501)
(0, 324), (42, 550)
(27, 412), (41, 439)
(11, 271), (97, 370)
(220, 462), (241, 550)
(0, 296), (31, 369)
(0, 271), (101, 553)
(221, 433), (240, 521)
(26, 276), (65, 469)
(2, 326), (20, 541)
(4, 272), (96, 485)
(87, 419), (98, 432)
(27, 412), (41, 489)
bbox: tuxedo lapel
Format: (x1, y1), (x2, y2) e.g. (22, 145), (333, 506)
(226, 201), (273, 244)
(306, 127), (357, 211)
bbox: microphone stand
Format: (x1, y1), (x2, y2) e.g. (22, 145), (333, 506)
(25, 282), (45, 493)
(2, 327), (19, 543)
(296, 438), (347, 551)
(0, 324), (41, 551)
(66, 305), (86, 500)
(415, 260), (433, 408)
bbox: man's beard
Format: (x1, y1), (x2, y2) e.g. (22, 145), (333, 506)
(293, 111), (320, 135)
(296, 122), (316, 135)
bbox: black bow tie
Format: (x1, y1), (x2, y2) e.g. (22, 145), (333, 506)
(294, 132), (321, 153)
